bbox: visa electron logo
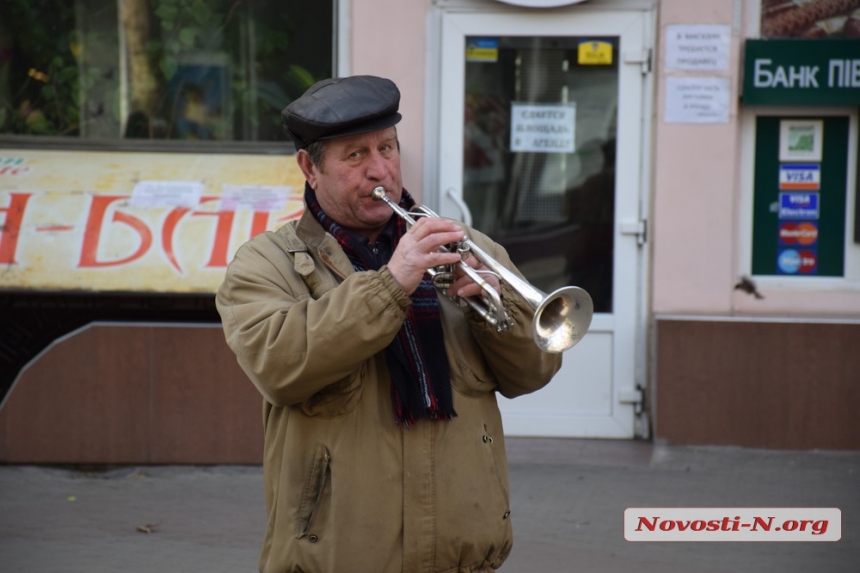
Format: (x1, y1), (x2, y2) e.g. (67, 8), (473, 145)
(779, 193), (819, 220)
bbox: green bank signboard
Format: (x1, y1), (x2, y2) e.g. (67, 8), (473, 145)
(743, 39), (860, 106)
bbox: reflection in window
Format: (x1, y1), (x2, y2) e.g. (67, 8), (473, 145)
(0, 0), (334, 142)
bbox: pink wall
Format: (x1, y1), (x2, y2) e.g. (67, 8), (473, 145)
(652, 0), (742, 314)
(351, 0), (429, 202)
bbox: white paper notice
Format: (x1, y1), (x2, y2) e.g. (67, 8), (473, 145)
(510, 103), (576, 153)
(220, 185), (293, 212)
(664, 77), (730, 124)
(130, 180), (203, 208)
(665, 24), (730, 71)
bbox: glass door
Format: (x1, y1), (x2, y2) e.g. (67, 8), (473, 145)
(437, 8), (649, 438)
(462, 35), (617, 312)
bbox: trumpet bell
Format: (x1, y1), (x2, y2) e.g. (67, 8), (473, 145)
(534, 286), (594, 353)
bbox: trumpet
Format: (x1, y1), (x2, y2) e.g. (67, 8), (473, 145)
(371, 187), (593, 353)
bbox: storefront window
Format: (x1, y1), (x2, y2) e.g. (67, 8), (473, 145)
(0, 0), (334, 143)
(761, 0), (860, 38)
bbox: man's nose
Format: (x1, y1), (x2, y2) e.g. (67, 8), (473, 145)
(365, 151), (389, 180)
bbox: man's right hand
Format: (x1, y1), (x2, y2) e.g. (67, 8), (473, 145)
(387, 217), (465, 295)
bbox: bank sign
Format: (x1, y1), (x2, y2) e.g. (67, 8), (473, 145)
(743, 39), (860, 106)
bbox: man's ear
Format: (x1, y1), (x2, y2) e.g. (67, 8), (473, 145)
(296, 150), (318, 189)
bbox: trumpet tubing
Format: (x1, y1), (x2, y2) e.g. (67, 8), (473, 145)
(372, 187), (593, 353)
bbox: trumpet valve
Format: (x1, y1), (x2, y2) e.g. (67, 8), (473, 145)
(456, 241), (471, 261)
(432, 270), (455, 291)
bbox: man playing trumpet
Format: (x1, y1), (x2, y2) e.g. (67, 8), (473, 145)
(216, 75), (562, 573)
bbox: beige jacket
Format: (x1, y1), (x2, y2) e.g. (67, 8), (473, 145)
(216, 209), (562, 573)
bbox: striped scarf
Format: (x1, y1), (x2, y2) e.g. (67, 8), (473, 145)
(305, 184), (455, 426)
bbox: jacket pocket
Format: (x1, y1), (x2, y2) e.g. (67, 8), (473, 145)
(450, 354), (498, 397)
(295, 442), (331, 539)
(300, 365), (365, 417)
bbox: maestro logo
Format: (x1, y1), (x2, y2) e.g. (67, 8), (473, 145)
(778, 249), (817, 274)
(779, 222), (818, 246)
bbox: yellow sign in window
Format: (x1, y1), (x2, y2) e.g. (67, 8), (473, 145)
(577, 41), (613, 65)
(466, 38), (499, 63)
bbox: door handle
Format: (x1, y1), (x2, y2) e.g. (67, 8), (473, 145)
(445, 188), (473, 226)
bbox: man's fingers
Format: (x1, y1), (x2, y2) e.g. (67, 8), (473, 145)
(388, 220), (463, 295)
(418, 232), (466, 256)
(406, 218), (464, 260)
(408, 217), (463, 240)
(447, 265), (501, 299)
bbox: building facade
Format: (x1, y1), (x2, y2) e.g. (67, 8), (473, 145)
(1, 0), (858, 463)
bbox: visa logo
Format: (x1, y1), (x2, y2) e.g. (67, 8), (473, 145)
(787, 194), (813, 205)
(779, 164), (820, 190)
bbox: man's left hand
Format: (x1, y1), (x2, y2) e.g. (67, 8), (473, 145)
(446, 255), (502, 300)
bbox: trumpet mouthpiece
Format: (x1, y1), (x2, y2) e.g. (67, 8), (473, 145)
(371, 187), (386, 201)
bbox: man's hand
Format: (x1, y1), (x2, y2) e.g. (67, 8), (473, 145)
(446, 254), (502, 300)
(387, 217), (464, 295)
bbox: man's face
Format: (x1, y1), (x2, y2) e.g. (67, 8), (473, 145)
(300, 127), (402, 237)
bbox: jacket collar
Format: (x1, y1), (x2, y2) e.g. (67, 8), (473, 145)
(295, 206), (327, 248)
(293, 205), (357, 279)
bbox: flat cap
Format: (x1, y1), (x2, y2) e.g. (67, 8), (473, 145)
(282, 75), (402, 149)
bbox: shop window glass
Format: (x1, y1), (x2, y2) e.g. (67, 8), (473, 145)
(760, 0), (860, 38)
(0, 0), (334, 143)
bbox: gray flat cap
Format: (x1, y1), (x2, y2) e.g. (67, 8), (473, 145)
(282, 75), (402, 149)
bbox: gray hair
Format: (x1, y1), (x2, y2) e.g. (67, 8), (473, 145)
(305, 140), (327, 171)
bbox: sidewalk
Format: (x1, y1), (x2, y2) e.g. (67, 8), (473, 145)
(1, 438), (858, 573)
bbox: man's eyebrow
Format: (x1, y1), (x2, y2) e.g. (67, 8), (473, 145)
(341, 142), (368, 155)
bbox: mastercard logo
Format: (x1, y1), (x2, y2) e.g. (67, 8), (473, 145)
(779, 222), (818, 246)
